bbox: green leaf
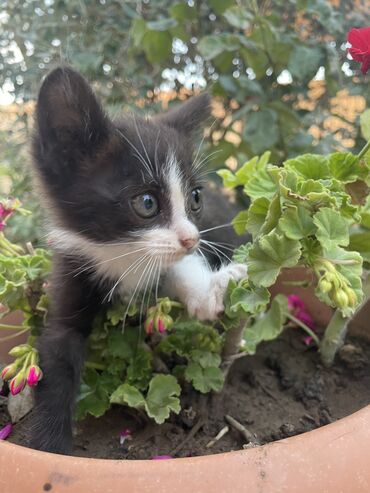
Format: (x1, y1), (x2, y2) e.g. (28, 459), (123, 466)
(349, 232), (370, 262)
(110, 383), (145, 408)
(185, 363), (224, 393)
(328, 153), (364, 183)
(245, 197), (269, 237)
(288, 45), (322, 81)
(189, 350), (221, 368)
(142, 30), (172, 63)
(145, 375), (181, 424)
(243, 109), (279, 154)
(228, 284), (270, 316)
(209, 0), (234, 14)
(126, 349), (153, 390)
(244, 166), (277, 201)
(284, 154), (330, 180)
(243, 295), (288, 354)
(223, 6), (252, 29)
(146, 18), (177, 31)
(217, 169), (242, 188)
(131, 18), (147, 47)
(360, 109), (370, 141)
(313, 208), (349, 247)
(247, 231), (301, 286)
(198, 34), (239, 60)
(232, 210), (249, 235)
(279, 205), (315, 240)
(170, 3), (196, 20)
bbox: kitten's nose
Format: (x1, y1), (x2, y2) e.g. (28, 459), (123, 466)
(179, 236), (199, 251)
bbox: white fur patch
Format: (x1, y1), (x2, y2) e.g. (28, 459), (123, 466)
(165, 153), (199, 245)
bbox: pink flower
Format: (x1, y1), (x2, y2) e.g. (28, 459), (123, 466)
(26, 365), (43, 386)
(287, 294), (316, 344)
(0, 221), (5, 232)
(119, 428), (132, 446)
(0, 424), (13, 440)
(287, 295), (305, 312)
(9, 373), (26, 396)
(152, 455), (173, 460)
(347, 27), (370, 75)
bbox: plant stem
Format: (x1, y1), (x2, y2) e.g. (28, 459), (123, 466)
(285, 313), (320, 347)
(358, 140), (370, 160)
(221, 317), (249, 375)
(319, 310), (348, 367)
(84, 361), (106, 371)
(0, 323), (26, 330)
(0, 327), (30, 342)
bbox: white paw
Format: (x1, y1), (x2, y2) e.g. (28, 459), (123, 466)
(186, 263), (247, 321)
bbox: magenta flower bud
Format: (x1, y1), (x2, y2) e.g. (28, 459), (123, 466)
(9, 372), (26, 395)
(0, 424), (13, 440)
(157, 318), (165, 334)
(119, 429), (132, 445)
(26, 365), (43, 386)
(1, 363), (18, 382)
(0, 221), (5, 231)
(145, 319), (154, 335)
(152, 455), (173, 460)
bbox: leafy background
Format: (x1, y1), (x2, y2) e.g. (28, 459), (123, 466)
(0, 0), (370, 245)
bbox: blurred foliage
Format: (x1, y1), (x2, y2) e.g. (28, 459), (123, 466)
(0, 0), (369, 241)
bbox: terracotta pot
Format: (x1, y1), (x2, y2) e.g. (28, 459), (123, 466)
(1, 299), (370, 493)
(0, 406), (370, 493)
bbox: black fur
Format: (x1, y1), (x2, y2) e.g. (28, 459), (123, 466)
(29, 66), (244, 454)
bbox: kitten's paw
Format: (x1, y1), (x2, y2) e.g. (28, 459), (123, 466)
(187, 262), (247, 321)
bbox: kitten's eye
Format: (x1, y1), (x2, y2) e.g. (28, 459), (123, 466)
(131, 193), (159, 218)
(191, 188), (202, 212)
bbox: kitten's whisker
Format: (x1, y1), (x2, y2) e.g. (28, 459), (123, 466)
(122, 255), (154, 327)
(116, 128), (153, 178)
(199, 223), (233, 234)
(197, 248), (212, 271)
(104, 253), (150, 303)
(200, 239), (235, 252)
(193, 149), (222, 171)
(155, 257), (162, 302)
(191, 118), (217, 171)
(73, 247), (149, 277)
(133, 114), (154, 178)
(200, 241), (231, 263)
(199, 245), (223, 266)
(139, 256), (156, 325)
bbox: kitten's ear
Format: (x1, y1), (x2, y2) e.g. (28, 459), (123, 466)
(155, 93), (211, 135)
(35, 66), (110, 163)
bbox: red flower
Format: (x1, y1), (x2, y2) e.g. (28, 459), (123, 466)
(347, 27), (370, 75)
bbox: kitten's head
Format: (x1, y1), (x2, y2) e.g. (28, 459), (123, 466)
(33, 67), (211, 269)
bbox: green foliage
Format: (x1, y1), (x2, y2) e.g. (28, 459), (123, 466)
(219, 146), (369, 320)
(110, 374), (181, 424)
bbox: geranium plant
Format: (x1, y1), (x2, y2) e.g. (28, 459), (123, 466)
(1, 28), (370, 427)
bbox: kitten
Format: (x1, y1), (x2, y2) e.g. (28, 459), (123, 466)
(29, 66), (247, 453)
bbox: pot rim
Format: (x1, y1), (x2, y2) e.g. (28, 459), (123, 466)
(1, 404), (370, 493)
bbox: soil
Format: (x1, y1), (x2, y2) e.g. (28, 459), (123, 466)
(1, 331), (370, 460)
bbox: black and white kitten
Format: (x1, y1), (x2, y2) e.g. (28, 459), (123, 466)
(30, 67), (247, 454)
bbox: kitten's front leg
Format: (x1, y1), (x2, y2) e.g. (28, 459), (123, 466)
(166, 254), (247, 321)
(29, 256), (102, 454)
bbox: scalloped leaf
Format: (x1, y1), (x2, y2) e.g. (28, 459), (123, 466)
(247, 231), (301, 286)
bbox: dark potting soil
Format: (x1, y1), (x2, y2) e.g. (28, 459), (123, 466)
(1, 331), (370, 459)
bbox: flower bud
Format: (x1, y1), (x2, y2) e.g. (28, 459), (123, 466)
(0, 423), (13, 440)
(160, 298), (172, 314)
(157, 317), (166, 334)
(26, 365), (43, 386)
(333, 289), (349, 309)
(8, 344), (32, 358)
(344, 288), (357, 308)
(318, 278), (332, 294)
(1, 363), (18, 381)
(145, 318), (154, 335)
(9, 371), (27, 395)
